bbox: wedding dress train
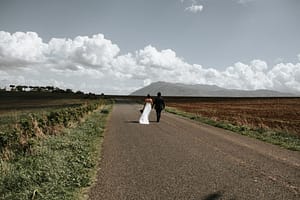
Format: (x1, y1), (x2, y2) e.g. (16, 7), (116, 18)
(139, 102), (152, 124)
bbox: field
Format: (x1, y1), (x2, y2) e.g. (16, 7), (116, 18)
(0, 91), (108, 159)
(0, 91), (111, 199)
(0, 92), (101, 152)
(166, 97), (300, 136)
(0, 91), (93, 114)
(1, 94), (299, 198)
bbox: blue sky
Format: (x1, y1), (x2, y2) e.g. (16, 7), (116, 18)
(0, 0), (300, 94)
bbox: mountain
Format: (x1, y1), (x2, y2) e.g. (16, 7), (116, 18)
(130, 82), (295, 97)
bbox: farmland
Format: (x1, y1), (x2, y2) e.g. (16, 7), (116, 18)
(0, 91), (97, 113)
(166, 97), (300, 136)
(1, 93), (299, 199)
(0, 91), (111, 199)
(0, 92), (103, 157)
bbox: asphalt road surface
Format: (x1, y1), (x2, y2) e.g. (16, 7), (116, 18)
(89, 101), (300, 200)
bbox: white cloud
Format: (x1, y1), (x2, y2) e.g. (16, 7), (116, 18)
(181, 0), (203, 13)
(0, 31), (300, 95)
(185, 4), (203, 13)
(137, 45), (184, 70)
(46, 34), (120, 70)
(0, 31), (46, 68)
(267, 63), (300, 93)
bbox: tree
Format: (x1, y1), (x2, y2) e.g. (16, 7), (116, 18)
(16, 85), (24, 92)
(9, 85), (15, 91)
(66, 89), (73, 93)
(76, 90), (84, 95)
(46, 86), (54, 92)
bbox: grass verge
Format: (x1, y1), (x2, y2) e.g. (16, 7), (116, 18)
(0, 105), (112, 200)
(166, 107), (300, 151)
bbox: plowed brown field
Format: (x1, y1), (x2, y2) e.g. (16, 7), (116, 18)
(167, 98), (300, 135)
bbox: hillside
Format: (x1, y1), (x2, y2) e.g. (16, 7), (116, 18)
(130, 82), (294, 97)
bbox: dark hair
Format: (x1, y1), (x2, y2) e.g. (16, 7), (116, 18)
(147, 94), (150, 98)
(157, 92), (161, 97)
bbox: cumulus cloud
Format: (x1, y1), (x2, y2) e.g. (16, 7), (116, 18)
(0, 31), (46, 68)
(0, 31), (300, 95)
(46, 34), (120, 70)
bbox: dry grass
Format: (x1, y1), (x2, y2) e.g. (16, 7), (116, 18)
(168, 98), (300, 135)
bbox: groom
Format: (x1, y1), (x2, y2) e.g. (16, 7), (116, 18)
(152, 92), (165, 122)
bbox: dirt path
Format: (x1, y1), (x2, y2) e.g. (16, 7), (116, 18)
(88, 101), (300, 200)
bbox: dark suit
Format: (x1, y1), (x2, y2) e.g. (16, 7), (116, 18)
(153, 96), (165, 122)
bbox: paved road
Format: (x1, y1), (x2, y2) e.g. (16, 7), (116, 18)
(89, 101), (300, 200)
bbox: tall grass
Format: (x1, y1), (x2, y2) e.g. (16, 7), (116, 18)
(0, 104), (112, 200)
(0, 101), (102, 160)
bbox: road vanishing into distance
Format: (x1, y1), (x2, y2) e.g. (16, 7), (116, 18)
(89, 100), (300, 200)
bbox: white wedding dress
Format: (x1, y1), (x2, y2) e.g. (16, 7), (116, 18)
(139, 102), (152, 124)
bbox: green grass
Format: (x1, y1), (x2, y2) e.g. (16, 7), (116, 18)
(0, 101), (103, 159)
(166, 107), (300, 151)
(0, 105), (112, 200)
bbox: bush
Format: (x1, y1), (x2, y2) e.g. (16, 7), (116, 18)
(100, 109), (109, 114)
(0, 101), (103, 159)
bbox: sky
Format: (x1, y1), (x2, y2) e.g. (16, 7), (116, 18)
(0, 0), (300, 94)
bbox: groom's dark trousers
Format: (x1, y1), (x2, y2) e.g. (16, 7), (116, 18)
(153, 96), (165, 122)
(155, 108), (162, 122)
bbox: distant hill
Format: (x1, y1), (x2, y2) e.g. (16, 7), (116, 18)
(130, 82), (295, 97)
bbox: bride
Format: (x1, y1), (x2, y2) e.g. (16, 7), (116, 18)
(139, 94), (153, 124)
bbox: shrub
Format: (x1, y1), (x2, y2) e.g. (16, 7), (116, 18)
(0, 100), (103, 160)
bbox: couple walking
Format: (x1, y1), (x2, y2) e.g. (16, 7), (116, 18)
(139, 92), (165, 124)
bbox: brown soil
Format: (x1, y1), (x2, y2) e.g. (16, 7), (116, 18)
(167, 98), (300, 135)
